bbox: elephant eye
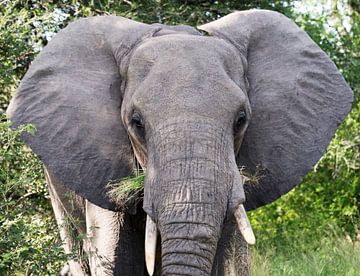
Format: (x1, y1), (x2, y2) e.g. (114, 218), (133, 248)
(131, 111), (146, 140)
(236, 111), (246, 127)
(131, 112), (144, 129)
(236, 111), (247, 128)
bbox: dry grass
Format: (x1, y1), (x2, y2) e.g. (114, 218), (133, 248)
(107, 173), (145, 209)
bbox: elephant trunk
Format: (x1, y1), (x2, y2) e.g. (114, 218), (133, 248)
(158, 202), (221, 275)
(155, 162), (230, 275)
(143, 120), (245, 275)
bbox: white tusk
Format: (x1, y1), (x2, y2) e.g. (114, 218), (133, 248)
(145, 215), (157, 276)
(234, 204), (256, 245)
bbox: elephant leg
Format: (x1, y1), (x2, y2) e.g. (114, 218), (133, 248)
(45, 168), (89, 275)
(84, 201), (147, 275)
(84, 200), (123, 275)
(213, 218), (250, 276)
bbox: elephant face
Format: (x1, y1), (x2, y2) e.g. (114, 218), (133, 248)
(123, 35), (250, 158)
(7, 10), (353, 276)
(122, 35), (250, 273)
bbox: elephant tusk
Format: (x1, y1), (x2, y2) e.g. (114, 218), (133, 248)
(234, 204), (256, 245)
(145, 215), (158, 276)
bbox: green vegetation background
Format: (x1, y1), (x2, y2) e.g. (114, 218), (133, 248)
(0, 0), (359, 275)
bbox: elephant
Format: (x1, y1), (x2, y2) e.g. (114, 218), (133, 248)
(7, 9), (353, 276)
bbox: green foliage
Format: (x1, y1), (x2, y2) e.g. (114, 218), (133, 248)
(0, 115), (67, 274)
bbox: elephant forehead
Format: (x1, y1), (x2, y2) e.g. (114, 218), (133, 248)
(128, 34), (244, 84)
(125, 34), (247, 119)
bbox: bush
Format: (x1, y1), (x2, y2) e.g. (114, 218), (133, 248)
(0, 115), (69, 274)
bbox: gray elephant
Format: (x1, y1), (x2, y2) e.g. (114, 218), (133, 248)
(7, 10), (353, 276)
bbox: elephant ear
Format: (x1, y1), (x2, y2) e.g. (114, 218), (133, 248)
(7, 16), (160, 210)
(199, 10), (353, 210)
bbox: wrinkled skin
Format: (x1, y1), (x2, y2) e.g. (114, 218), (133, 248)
(122, 34), (250, 275)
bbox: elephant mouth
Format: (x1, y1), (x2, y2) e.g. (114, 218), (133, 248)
(144, 204), (255, 276)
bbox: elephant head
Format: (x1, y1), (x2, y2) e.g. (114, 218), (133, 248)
(7, 10), (353, 275)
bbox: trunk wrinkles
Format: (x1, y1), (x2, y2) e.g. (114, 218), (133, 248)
(143, 119), (240, 275)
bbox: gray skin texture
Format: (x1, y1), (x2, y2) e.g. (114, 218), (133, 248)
(7, 10), (353, 276)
